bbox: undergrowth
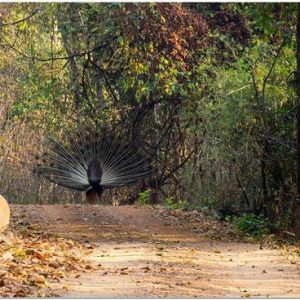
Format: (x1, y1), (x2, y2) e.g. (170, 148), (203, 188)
(232, 213), (270, 237)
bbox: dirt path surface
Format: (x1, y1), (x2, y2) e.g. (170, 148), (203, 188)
(10, 205), (300, 297)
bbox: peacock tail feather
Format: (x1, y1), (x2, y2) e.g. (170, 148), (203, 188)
(37, 128), (153, 194)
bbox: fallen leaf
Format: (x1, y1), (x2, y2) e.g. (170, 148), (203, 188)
(34, 275), (46, 285)
(25, 249), (35, 255)
(34, 251), (45, 261)
(2, 251), (14, 260)
(49, 262), (60, 268)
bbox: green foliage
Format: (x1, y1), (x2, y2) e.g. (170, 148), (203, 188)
(182, 20), (297, 229)
(233, 214), (270, 237)
(0, 2), (299, 233)
(138, 189), (150, 206)
(165, 196), (188, 210)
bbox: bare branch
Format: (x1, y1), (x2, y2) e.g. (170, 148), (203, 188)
(0, 8), (41, 27)
(262, 42), (284, 100)
(1, 38), (108, 62)
(225, 84), (251, 97)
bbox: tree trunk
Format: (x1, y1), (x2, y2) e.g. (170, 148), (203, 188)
(58, 4), (82, 110)
(295, 3), (300, 236)
(261, 147), (269, 218)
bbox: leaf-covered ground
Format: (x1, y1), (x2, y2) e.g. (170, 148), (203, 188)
(0, 211), (94, 297)
(1, 204), (299, 297)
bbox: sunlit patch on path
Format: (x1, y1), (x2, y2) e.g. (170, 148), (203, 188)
(10, 205), (300, 297)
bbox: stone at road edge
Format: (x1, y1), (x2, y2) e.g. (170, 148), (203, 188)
(0, 195), (10, 233)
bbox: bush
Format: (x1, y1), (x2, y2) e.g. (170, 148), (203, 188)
(233, 213), (270, 237)
(138, 189), (150, 206)
(165, 196), (188, 209)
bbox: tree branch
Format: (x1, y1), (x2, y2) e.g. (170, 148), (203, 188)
(262, 42), (284, 100)
(1, 38), (108, 62)
(0, 8), (41, 27)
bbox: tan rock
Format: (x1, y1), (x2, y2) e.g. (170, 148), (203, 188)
(0, 195), (10, 233)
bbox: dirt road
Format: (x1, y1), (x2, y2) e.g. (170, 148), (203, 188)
(11, 205), (300, 297)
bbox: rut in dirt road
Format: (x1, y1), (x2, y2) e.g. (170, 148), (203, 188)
(11, 205), (300, 298)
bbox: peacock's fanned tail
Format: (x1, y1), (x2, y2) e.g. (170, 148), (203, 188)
(37, 128), (153, 193)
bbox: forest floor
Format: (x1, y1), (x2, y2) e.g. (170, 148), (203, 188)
(1, 204), (300, 297)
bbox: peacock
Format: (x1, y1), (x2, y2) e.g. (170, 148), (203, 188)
(36, 128), (153, 204)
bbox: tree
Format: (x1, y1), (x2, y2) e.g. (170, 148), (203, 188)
(295, 3), (300, 236)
